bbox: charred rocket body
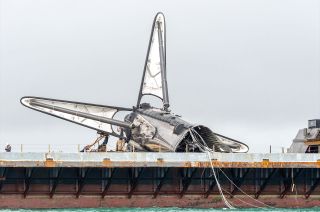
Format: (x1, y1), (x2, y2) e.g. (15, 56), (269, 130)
(20, 13), (249, 153)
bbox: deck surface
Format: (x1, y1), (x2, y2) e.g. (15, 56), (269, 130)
(0, 152), (319, 168)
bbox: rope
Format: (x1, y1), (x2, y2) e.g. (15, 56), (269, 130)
(218, 168), (275, 209)
(190, 129), (234, 208)
(189, 128), (275, 209)
(291, 168), (296, 192)
(291, 168), (299, 205)
(206, 151), (235, 209)
(220, 187), (268, 209)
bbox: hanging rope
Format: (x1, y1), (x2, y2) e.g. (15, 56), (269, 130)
(189, 127), (275, 209)
(218, 167), (275, 209)
(220, 187), (268, 209)
(206, 151), (235, 209)
(291, 168), (299, 205)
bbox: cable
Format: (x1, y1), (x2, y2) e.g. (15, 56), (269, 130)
(190, 129), (234, 208)
(220, 187), (268, 210)
(189, 128), (274, 209)
(218, 168), (275, 209)
(206, 151), (235, 209)
(291, 168), (299, 205)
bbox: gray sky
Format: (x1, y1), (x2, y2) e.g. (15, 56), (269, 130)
(0, 0), (319, 153)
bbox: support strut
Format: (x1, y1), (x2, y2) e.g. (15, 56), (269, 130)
(76, 168), (90, 198)
(50, 168), (63, 198)
(0, 168), (8, 193)
(153, 168), (170, 198)
(305, 169), (320, 199)
(255, 168), (277, 199)
(128, 168), (144, 198)
(179, 168), (197, 198)
(101, 168), (116, 198)
(230, 168), (250, 198)
(23, 168), (34, 198)
(280, 168), (303, 199)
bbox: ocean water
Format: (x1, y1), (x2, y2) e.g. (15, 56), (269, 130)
(0, 208), (319, 212)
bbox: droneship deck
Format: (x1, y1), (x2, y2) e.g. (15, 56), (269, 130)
(1, 152), (320, 168)
(0, 152), (320, 208)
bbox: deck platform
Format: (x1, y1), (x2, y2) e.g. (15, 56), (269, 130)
(0, 152), (319, 168)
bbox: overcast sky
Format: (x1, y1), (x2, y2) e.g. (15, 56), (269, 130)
(0, 0), (319, 153)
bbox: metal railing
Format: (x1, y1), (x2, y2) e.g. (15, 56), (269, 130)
(1, 143), (83, 153)
(0, 143), (289, 153)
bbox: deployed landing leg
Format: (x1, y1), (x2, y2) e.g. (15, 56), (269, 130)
(80, 132), (109, 152)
